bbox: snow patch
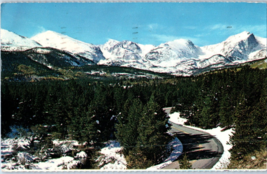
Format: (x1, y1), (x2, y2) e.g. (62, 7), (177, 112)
(75, 151), (87, 158)
(169, 112), (187, 125)
(32, 156), (80, 170)
(168, 111), (234, 169)
(97, 140), (127, 170)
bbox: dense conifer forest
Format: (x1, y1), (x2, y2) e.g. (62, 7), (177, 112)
(2, 65), (267, 168)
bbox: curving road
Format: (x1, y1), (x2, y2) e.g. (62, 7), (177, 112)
(162, 107), (224, 169)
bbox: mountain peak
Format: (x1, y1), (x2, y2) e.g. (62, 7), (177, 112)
(1, 28), (41, 49)
(226, 31), (254, 43)
(166, 39), (194, 47)
(31, 30), (105, 63)
(104, 39), (120, 46)
(107, 38), (119, 43)
(31, 30), (94, 49)
(40, 30), (62, 36)
(1, 28), (9, 34)
(32, 30), (70, 40)
(160, 39), (198, 54)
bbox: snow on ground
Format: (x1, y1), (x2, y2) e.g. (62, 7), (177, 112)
(96, 140), (127, 170)
(2, 138), (31, 151)
(169, 111), (234, 169)
(146, 137), (183, 170)
(52, 139), (86, 153)
(96, 137), (183, 170)
(1, 137), (85, 170)
(32, 156), (80, 170)
(75, 151), (87, 158)
(169, 112), (187, 125)
(2, 152), (79, 170)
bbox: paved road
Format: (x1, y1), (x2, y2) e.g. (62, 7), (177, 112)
(162, 107), (224, 169)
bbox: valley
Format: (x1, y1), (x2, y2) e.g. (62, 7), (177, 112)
(1, 28), (267, 170)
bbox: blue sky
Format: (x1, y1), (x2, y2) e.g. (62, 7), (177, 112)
(1, 3), (266, 46)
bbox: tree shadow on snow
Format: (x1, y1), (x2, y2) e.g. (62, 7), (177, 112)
(173, 132), (222, 161)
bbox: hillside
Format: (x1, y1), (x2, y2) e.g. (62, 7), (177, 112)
(2, 29), (266, 76)
(1, 49), (173, 82)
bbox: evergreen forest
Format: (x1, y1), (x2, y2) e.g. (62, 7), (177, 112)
(2, 65), (267, 168)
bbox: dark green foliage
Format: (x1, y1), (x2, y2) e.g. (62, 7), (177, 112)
(179, 154), (192, 169)
(126, 149), (154, 169)
(115, 98), (143, 155)
(1, 64), (267, 168)
(1, 51), (57, 78)
(136, 94), (172, 164)
(219, 95), (234, 127)
(171, 66), (267, 159)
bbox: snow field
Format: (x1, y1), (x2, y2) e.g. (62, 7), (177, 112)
(96, 140), (127, 170)
(1, 138), (87, 170)
(32, 156), (80, 170)
(1, 29), (41, 49)
(168, 112), (234, 169)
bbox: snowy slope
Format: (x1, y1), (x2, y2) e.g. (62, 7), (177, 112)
(101, 40), (142, 61)
(138, 44), (155, 57)
(99, 40), (155, 70)
(145, 39), (201, 67)
(255, 36), (267, 48)
(96, 140), (127, 170)
(101, 39), (155, 59)
(201, 31), (261, 60)
(31, 30), (105, 63)
(1, 29), (41, 51)
(248, 36), (267, 60)
(100, 39), (120, 58)
(3, 29), (267, 76)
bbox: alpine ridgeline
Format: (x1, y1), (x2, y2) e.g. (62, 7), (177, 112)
(2, 29), (266, 76)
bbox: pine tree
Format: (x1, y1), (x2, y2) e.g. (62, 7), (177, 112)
(53, 98), (69, 139)
(250, 84), (267, 149)
(115, 98), (143, 155)
(179, 154), (192, 169)
(80, 107), (100, 147)
(219, 95), (233, 127)
(199, 94), (218, 129)
(230, 94), (255, 159)
(137, 94), (171, 163)
(1, 83), (14, 136)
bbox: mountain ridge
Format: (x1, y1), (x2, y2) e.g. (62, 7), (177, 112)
(1, 29), (266, 76)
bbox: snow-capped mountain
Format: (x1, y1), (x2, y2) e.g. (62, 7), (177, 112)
(1, 29), (42, 51)
(100, 40), (142, 62)
(145, 39), (201, 67)
(99, 39), (155, 68)
(2, 29), (266, 76)
(31, 30), (105, 63)
(201, 31), (265, 60)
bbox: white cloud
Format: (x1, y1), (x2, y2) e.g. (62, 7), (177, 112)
(147, 23), (159, 30)
(210, 24), (228, 30)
